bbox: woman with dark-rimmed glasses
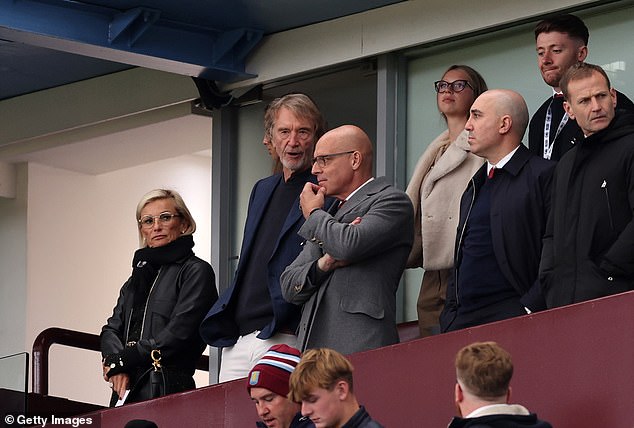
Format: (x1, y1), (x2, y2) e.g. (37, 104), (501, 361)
(405, 65), (488, 338)
(101, 189), (217, 406)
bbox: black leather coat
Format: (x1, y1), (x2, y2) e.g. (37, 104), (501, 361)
(101, 254), (217, 402)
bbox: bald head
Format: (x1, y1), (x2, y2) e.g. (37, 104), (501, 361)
(487, 89), (529, 139)
(312, 125), (374, 200)
(324, 125), (373, 171)
(465, 89), (529, 164)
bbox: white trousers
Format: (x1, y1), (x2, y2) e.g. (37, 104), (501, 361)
(219, 331), (298, 383)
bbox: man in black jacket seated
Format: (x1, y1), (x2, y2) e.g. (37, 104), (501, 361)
(448, 341), (552, 428)
(528, 14), (634, 161)
(288, 348), (384, 428)
(540, 62), (634, 307)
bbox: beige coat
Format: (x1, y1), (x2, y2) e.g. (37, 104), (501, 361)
(406, 129), (484, 271)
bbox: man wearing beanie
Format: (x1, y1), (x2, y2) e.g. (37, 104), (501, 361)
(248, 344), (314, 428)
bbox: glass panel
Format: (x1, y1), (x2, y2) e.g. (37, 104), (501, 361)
(0, 352), (28, 416)
(403, 3), (634, 321)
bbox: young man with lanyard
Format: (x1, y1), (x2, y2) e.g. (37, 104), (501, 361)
(527, 13), (634, 161)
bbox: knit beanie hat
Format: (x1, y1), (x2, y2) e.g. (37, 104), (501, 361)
(247, 344), (301, 397)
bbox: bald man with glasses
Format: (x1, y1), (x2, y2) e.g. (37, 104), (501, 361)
(281, 125), (414, 355)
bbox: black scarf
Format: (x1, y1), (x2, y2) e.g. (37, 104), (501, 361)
(127, 235), (195, 342)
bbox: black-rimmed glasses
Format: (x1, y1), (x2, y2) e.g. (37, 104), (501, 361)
(138, 212), (180, 228)
(312, 151), (355, 168)
(434, 80), (473, 93)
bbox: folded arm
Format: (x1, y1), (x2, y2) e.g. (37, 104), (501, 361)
(301, 191), (413, 262)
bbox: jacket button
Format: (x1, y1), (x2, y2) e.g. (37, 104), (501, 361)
(294, 285), (302, 292)
(607, 276), (613, 281)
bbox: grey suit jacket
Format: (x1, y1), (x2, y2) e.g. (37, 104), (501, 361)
(280, 177), (414, 354)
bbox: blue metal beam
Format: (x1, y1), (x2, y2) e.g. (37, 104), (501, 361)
(108, 7), (161, 47)
(0, 0), (263, 82)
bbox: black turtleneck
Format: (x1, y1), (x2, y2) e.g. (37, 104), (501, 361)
(234, 168), (312, 335)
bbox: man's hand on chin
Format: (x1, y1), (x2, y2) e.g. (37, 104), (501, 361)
(300, 182), (326, 218)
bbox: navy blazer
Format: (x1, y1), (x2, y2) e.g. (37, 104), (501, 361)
(440, 144), (554, 332)
(200, 173), (318, 347)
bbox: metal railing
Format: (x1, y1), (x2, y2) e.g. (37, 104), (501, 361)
(32, 327), (209, 395)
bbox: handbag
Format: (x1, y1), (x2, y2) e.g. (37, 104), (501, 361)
(149, 349), (166, 399)
(128, 349), (167, 401)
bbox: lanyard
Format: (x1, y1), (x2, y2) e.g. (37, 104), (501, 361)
(543, 97), (569, 160)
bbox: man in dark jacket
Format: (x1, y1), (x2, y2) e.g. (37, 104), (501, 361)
(288, 348), (384, 428)
(440, 89), (554, 332)
(200, 93), (326, 382)
(540, 62), (634, 307)
(448, 342), (552, 428)
(528, 13), (634, 161)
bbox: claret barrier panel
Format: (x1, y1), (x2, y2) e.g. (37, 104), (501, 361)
(52, 291), (634, 427)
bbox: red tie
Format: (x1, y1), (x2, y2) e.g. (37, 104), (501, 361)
(488, 167), (496, 179)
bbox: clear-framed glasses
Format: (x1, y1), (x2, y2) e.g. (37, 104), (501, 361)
(312, 150), (355, 168)
(434, 80), (473, 93)
(138, 212), (180, 228)
(275, 128), (314, 142)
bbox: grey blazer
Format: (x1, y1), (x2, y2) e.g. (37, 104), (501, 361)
(281, 177), (414, 354)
